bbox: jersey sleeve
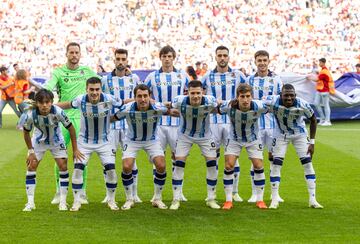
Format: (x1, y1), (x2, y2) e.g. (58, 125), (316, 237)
(101, 75), (109, 93)
(171, 95), (183, 109)
(108, 94), (123, 108)
(301, 99), (314, 119)
(44, 70), (60, 91)
(132, 74), (141, 85)
(114, 103), (129, 120)
(219, 100), (230, 115)
(201, 73), (209, 90)
(56, 106), (72, 128)
(274, 76), (283, 95)
(155, 102), (169, 115)
(237, 70), (247, 84)
(257, 100), (269, 114)
(71, 95), (83, 109)
(23, 110), (34, 131)
(208, 95), (218, 109)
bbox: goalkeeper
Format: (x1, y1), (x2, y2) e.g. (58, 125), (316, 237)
(45, 42), (98, 204)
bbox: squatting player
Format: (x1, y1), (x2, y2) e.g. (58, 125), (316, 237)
(169, 80), (220, 210)
(219, 84), (268, 210)
(58, 77), (124, 211)
(114, 84), (174, 210)
(266, 84), (323, 209)
(22, 89), (84, 211)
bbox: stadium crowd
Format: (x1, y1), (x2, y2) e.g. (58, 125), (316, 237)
(0, 0), (359, 76)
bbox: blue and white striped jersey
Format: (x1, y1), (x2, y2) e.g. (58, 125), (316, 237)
(266, 96), (314, 137)
(145, 68), (190, 126)
(23, 105), (71, 145)
(247, 71), (282, 129)
(201, 67), (246, 124)
(101, 71), (140, 130)
(71, 93), (123, 144)
(220, 100), (268, 143)
(115, 101), (168, 141)
(172, 95), (218, 138)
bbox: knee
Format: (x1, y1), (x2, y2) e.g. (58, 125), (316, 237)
(154, 157), (166, 173)
(122, 159), (133, 173)
(57, 159), (67, 171)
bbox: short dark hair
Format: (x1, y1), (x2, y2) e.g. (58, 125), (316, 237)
(188, 80), (203, 89)
(35, 89), (54, 103)
(0, 66), (7, 72)
(282, 83), (295, 92)
(159, 45), (176, 58)
(215, 45), (229, 54)
(114, 48), (128, 57)
(86, 77), (102, 87)
(13, 63), (18, 68)
(355, 63), (360, 68)
(66, 42), (81, 53)
(186, 66), (197, 80)
(134, 84), (151, 96)
(319, 58), (326, 63)
(254, 50), (270, 59)
(236, 83), (253, 97)
(195, 61), (201, 66)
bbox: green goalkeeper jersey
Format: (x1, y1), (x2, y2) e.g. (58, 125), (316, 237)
(45, 65), (98, 119)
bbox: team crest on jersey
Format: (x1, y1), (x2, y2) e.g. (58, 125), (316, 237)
(269, 79), (274, 83)
(80, 70), (85, 75)
(231, 72), (235, 78)
(64, 78), (69, 83)
(177, 74), (182, 79)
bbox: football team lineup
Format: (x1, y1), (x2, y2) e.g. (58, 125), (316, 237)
(18, 44), (326, 212)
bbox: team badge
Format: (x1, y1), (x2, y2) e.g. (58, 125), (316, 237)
(231, 72), (235, 78)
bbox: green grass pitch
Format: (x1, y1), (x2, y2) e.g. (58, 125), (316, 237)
(0, 115), (359, 243)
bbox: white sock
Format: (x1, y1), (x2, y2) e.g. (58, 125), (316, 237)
(224, 169), (234, 202)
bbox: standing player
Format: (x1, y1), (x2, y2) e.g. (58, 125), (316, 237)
(266, 84), (323, 209)
(169, 80), (220, 210)
(201, 46), (246, 202)
(219, 84), (268, 210)
(45, 42), (98, 204)
(101, 48), (141, 203)
(22, 89), (83, 211)
(144, 45), (189, 202)
(57, 77), (123, 211)
(114, 84), (172, 210)
(247, 50), (283, 203)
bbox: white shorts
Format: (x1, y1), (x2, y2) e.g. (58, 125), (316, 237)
(210, 123), (230, 148)
(259, 129), (274, 153)
(32, 141), (68, 161)
(122, 140), (164, 160)
(224, 139), (263, 159)
(272, 134), (310, 158)
(109, 128), (127, 150)
(157, 126), (179, 152)
(175, 133), (217, 158)
(76, 140), (116, 166)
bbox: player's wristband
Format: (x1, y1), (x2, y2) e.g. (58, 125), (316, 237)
(28, 148), (35, 155)
(309, 139), (315, 145)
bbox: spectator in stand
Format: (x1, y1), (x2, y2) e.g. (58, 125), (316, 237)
(195, 62), (202, 77)
(356, 63), (360, 74)
(0, 66), (21, 128)
(200, 63), (208, 77)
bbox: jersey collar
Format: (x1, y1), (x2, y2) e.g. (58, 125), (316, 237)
(159, 67), (178, 73)
(212, 67), (232, 73)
